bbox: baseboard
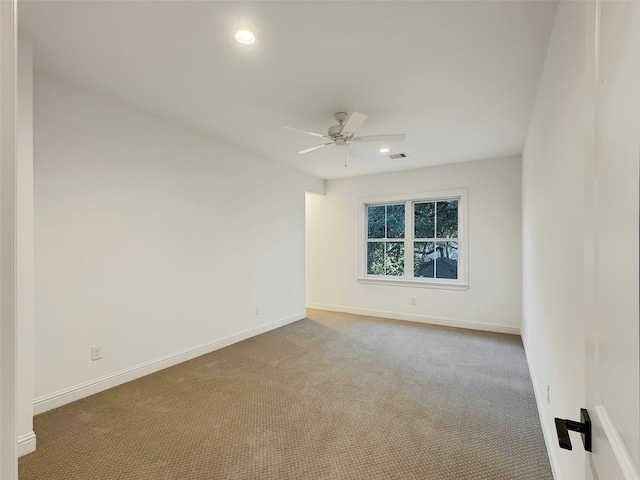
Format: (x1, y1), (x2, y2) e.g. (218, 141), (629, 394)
(306, 303), (521, 335)
(33, 312), (305, 415)
(522, 337), (561, 480)
(17, 431), (36, 457)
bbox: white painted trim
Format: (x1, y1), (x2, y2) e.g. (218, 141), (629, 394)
(359, 188), (469, 205)
(0, 0), (18, 477)
(306, 303), (520, 335)
(16, 32), (35, 457)
(33, 313), (305, 414)
(357, 277), (469, 290)
(595, 405), (640, 480)
(522, 336), (561, 480)
(17, 431), (35, 457)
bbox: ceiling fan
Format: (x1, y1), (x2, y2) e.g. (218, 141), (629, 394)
(284, 111), (405, 155)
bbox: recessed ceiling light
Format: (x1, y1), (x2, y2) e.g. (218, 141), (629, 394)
(235, 29), (255, 45)
(379, 148), (390, 153)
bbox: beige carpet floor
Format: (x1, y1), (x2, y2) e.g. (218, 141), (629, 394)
(19, 309), (552, 479)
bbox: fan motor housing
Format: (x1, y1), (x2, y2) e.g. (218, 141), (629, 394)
(328, 124), (343, 137)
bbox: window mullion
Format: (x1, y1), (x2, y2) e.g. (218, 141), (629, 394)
(384, 205), (388, 239)
(434, 202), (438, 279)
(383, 205), (388, 275)
(405, 200), (413, 278)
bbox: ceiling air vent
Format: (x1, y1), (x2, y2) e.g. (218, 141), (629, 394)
(389, 153), (408, 159)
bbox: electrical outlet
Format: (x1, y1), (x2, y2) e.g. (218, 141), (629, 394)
(255, 306), (261, 315)
(91, 345), (103, 361)
(546, 384), (550, 404)
(411, 297), (417, 305)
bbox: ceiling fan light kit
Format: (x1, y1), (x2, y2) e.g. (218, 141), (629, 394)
(284, 111), (406, 160)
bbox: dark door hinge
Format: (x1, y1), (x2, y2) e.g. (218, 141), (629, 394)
(555, 408), (592, 452)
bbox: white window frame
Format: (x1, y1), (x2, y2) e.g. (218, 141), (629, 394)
(358, 188), (469, 290)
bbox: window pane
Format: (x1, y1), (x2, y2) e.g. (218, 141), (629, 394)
(414, 202), (435, 239)
(386, 204), (405, 239)
(367, 206), (385, 239)
(435, 241), (458, 279)
(413, 241), (435, 278)
(436, 200), (458, 238)
(367, 242), (384, 274)
(367, 242), (404, 276)
(385, 242), (404, 276)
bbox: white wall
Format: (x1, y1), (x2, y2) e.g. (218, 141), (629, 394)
(17, 35), (35, 455)
(306, 156), (522, 333)
(33, 73), (323, 411)
(522, 3), (586, 479)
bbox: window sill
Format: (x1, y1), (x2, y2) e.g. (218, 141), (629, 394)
(357, 277), (469, 291)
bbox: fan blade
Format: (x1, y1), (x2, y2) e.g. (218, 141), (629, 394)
(283, 126), (329, 139)
(340, 111), (368, 137)
(297, 143), (333, 155)
(351, 134), (406, 142)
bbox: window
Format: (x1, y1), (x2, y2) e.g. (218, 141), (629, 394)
(360, 189), (468, 288)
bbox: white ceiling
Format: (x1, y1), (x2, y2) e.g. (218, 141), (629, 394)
(19, 1), (558, 180)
